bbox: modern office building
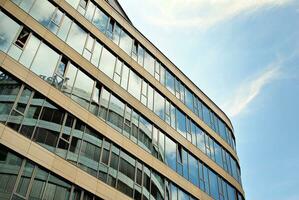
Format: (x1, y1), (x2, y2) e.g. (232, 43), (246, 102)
(0, 0), (245, 200)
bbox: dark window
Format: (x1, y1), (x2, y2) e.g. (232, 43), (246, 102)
(15, 27), (30, 49)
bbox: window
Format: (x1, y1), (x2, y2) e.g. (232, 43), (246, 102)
(209, 170), (219, 200)
(107, 94), (125, 132)
(185, 89), (193, 111)
(132, 41), (138, 61)
(83, 35), (95, 61)
(165, 136), (176, 171)
(119, 30), (133, 55)
(15, 27), (30, 49)
(30, 43), (60, 80)
(214, 142), (223, 168)
(29, 0), (56, 27)
(188, 154), (199, 187)
(48, 9), (64, 34)
(71, 70), (94, 109)
(137, 44), (144, 66)
(143, 51), (155, 76)
(138, 116), (152, 153)
(99, 47), (116, 78)
(166, 71), (175, 95)
(0, 11), (21, 53)
(66, 23), (87, 54)
(78, 0), (88, 14)
(92, 8), (109, 33)
(154, 91), (165, 120)
(128, 70), (141, 100)
(176, 109), (187, 137)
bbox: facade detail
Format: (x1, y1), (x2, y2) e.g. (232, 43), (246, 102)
(0, 0), (245, 200)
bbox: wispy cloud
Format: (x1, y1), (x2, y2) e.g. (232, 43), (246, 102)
(222, 64), (282, 118)
(143, 0), (293, 31)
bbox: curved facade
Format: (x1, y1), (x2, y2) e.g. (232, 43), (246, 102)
(0, 0), (245, 200)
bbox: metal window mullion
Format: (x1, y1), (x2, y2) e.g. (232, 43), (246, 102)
(9, 159), (26, 200)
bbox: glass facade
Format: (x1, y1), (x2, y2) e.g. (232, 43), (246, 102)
(60, 0), (237, 151)
(0, 70), (197, 200)
(0, 145), (102, 200)
(0, 0), (244, 199)
(11, 0), (236, 153)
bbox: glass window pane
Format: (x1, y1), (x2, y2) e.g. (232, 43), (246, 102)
(128, 71), (141, 100)
(154, 91), (165, 120)
(29, 0), (56, 27)
(188, 154), (199, 187)
(108, 94), (125, 132)
(30, 43), (59, 80)
(0, 12), (21, 53)
(143, 52), (155, 76)
(119, 30), (133, 55)
(166, 71), (175, 95)
(165, 136), (176, 171)
(98, 88), (110, 119)
(138, 116), (152, 153)
(57, 16), (72, 41)
(66, 23), (87, 54)
(92, 8), (109, 33)
(176, 109), (187, 138)
(19, 35), (40, 68)
(99, 48), (116, 78)
(71, 70), (94, 109)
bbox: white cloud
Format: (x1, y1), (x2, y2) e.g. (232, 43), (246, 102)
(142, 0), (293, 30)
(222, 64), (282, 118)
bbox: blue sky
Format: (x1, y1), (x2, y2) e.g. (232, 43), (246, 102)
(118, 0), (299, 199)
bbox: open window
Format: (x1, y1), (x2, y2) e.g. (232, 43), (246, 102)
(15, 27), (30, 49)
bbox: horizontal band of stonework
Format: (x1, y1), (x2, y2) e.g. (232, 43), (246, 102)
(1, 0), (238, 161)
(0, 52), (244, 196)
(0, 123), (131, 200)
(70, 0), (234, 131)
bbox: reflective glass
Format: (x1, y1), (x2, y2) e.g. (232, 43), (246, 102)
(165, 71), (175, 94)
(98, 88), (110, 120)
(188, 154), (199, 187)
(30, 43), (59, 80)
(0, 149), (22, 200)
(176, 109), (187, 137)
(57, 16), (72, 41)
(119, 30), (133, 55)
(71, 70), (94, 109)
(128, 71), (141, 100)
(65, 0), (80, 9)
(138, 116), (152, 152)
(144, 51), (155, 76)
(19, 35), (40, 68)
(99, 48), (116, 78)
(0, 12), (20, 53)
(29, 0), (56, 27)
(66, 23), (87, 54)
(92, 8), (109, 33)
(62, 63), (78, 96)
(214, 142), (223, 168)
(185, 89), (193, 111)
(165, 137), (176, 171)
(154, 91), (165, 120)
(108, 94), (125, 132)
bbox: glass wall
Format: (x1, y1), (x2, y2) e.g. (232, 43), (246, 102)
(0, 145), (102, 200)
(58, 0), (237, 151)
(0, 8), (241, 186)
(0, 69), (243, 200)
(6, 0), (238, 172)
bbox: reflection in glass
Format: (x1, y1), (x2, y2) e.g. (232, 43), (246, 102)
(0, 11), (20, 53)
(29, 0), (55, 27)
